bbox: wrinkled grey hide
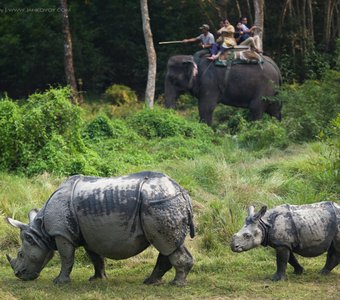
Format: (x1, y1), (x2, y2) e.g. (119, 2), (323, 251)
(6, 171), (195, 285)
(164, 55), (282, 126)
(231, 202), (340, 281)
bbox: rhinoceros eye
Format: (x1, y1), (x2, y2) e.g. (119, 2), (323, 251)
(243, 233), (251, 239)
(24, 234), (34, 245)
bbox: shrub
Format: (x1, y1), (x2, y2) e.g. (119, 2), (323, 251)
(0, 98), (23, 170)
(280, 70), (339, 142)
(19, 87), (85, 170)
(237, 119), (289, 151)
(83, 114), (115, 140)
(128, 107), (214, 139)
(104, 84), (138, 106)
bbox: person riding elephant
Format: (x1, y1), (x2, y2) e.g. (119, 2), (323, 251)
(209, 25), (237, 61)
(182, 24), (215, 62)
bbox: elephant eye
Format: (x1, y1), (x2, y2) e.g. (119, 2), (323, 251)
(18, 251), (24, 258)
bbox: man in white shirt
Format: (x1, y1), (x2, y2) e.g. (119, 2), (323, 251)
(183, 24), (215, 62)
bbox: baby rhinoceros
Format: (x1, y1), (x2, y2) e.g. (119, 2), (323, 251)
(231, 201), (340, 281)
(6, 171), (195, 285)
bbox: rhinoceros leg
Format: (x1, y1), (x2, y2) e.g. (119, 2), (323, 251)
(168, 245), (193, 286)
(85, 248), (107, 281)
(320, 244), (340, 275)
(289, 253), (304, 275)
(272, 247), (290, 281)
(144, 253), (172, 285)
(53, 236), (75, 284)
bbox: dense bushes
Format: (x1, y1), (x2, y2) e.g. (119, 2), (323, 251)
(280, 70), (339, 142)
(0, 68), (338, 177)
(0, 87), (217, 176)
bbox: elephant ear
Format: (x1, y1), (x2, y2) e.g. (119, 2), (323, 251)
(182, 59), (198, 78)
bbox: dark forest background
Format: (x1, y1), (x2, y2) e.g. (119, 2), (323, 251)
(0, 0), (339, 99)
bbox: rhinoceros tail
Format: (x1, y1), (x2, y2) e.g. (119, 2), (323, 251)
(189, 218), (195, 238)
(182, 190), (195, 238)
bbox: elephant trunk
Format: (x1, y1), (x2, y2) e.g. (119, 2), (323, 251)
(164, 77), (178, 109)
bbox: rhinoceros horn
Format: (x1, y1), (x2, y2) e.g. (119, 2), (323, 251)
(6, 254), (14, 269)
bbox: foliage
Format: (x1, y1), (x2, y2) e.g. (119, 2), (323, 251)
(0, 97), (23, 171)
(277, 48), (332, 83)
(104, 84), (138, 106)
(237, 119), (289, 151)
(279, 70), (339, 142)
(1, 1), (338, 98)
(127, 107), (214, 140)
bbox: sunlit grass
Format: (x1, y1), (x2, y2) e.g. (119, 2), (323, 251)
(0, 140), (339, 299)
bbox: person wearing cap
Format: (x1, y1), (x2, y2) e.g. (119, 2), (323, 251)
(208, 25), (236, 61)
(182, 24), (215, 62)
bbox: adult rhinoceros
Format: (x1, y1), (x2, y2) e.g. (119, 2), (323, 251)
(231, 202), (340, 281)
(164, 54), (282, 125)
(6, 171), (195, 285)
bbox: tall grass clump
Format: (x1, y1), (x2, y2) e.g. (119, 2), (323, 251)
(237, 118), (289, 151)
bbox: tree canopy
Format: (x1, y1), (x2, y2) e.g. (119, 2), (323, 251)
(0, 0), (339, 98)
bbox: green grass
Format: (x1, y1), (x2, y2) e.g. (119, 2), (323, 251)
(0, 141), (339, 299)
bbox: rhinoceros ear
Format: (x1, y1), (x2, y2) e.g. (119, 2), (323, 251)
(248, 206), (255, 217)
(6, 217), (29, 231)
(254, 206), (267, 220)
(28, 209), (39, 223)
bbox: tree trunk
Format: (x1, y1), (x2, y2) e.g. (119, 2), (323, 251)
(60, 0), (80, 105)
(253, 0), (264, 50)
(140, 0), (156, 108)
(236, 0), (242, 19)
(323, 0), (337, 51)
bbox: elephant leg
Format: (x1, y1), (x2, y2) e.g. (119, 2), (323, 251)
(266, 102), (282, 121)
(164, 79), (179, 109)
(198, 98), (217, 126)
(168, 245), (194, 286)
(144, 253), (172, 285)
(289, 252), (304, 275)
(249, 98), (264, 121)
(85, 248), (107, 281)
(321, 244), (340, 275)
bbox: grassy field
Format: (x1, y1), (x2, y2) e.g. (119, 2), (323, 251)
(0, 139), (339, 299)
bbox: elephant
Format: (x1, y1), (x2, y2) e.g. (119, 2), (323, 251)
(164, 54), (282, 126)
